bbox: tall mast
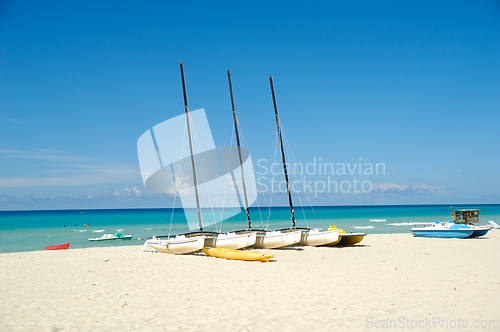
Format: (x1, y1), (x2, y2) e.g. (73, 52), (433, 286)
(227, 70), (251, 229)
(180, 62), (203, 231)
(269, 75), (296, 228)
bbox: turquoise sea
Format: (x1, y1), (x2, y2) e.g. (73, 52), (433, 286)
(0, 204), (499, 253)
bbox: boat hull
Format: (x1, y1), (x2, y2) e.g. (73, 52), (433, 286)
(411, 229), (474, 238)
(44, 243), (70, 250)
(469, 228), (490, 238)
(299, 228), (340, 246)
(252, 229), (302, 249)
(202, 247), (274, 262)
(204, 232), (255, 249)
(89, 235), (133, 241)
(144, 236), (205, 254)
(339, 233), (366, 245)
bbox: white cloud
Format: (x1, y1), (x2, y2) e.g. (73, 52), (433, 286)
(0, 149), (140, 187)
(371, 183), (433, 194)
(104, 186), (143, 198)
(0, 149), (88, 163)
(0, 116), (27, 126)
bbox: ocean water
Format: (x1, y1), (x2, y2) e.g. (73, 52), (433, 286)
(0, 204), (499, 253)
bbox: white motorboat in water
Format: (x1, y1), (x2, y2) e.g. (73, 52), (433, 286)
(88, 233), (133, 241)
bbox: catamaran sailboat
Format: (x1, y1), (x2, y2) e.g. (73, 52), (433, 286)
(142, 63), (256, 253)
(253, 75), (339, 248)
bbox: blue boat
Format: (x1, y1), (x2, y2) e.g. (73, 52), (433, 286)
(411, 222), (474, 238)
(411, 208), (491, 239)
(453, 209), (491, 238)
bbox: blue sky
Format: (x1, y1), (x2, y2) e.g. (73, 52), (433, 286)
(1, 0), (499, 210)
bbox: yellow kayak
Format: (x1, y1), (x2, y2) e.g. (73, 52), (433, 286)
(202, 247), (274, 262)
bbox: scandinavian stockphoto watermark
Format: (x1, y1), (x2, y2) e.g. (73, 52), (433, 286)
(366, 316), (499, 329)
(256, 157), (385, 196)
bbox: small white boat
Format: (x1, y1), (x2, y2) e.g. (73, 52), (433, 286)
(88, 233), (132, 241)
(204, 232), (256, 249)
(298, 228), (340, 246)
(143, 235), (205, 254)
(253, 229), (302, 249)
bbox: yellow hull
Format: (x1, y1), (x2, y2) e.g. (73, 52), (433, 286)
(339, 234), (365, 245)
(202, 247), (274, 262)
(324, 226), (365, 246)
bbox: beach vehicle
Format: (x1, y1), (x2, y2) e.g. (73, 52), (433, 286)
(44, 242), (70, 250)
(88, 233), (132, 241)
(202, 247), (274, 262)
(323, 225), (366, 246)
(411, 209), (491, 238)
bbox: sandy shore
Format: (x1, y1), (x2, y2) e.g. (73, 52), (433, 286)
(1, 232), (499, 332)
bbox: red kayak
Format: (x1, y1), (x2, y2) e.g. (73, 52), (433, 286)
(44, 243), (70, 250)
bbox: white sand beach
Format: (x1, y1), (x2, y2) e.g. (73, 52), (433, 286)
(1, 232), (499, 332)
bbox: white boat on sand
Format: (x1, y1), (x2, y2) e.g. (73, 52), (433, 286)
(254, 75), (339, 248)
(142, 64), (257, 254)
(143, 235), (205, 254)
(299, 228), (340, 246)
(253, 229), (302, 249)
(204, 231), (256, 249)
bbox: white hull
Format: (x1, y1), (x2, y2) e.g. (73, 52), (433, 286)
(299, 228), (340, 246)
(252, 229), (302, 249)
(204, 232), (255, 249)
(143, 235), (205, 254)
(88, 234), (133, 241)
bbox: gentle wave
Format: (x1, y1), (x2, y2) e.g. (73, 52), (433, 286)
(387, 222), (433, 226)
(92, 229), (105, 233)
(74, 230), (88, 232)
(369, 219), (386, 222)
(116, 229), (125, 232)
(353, 226), (374, 229)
